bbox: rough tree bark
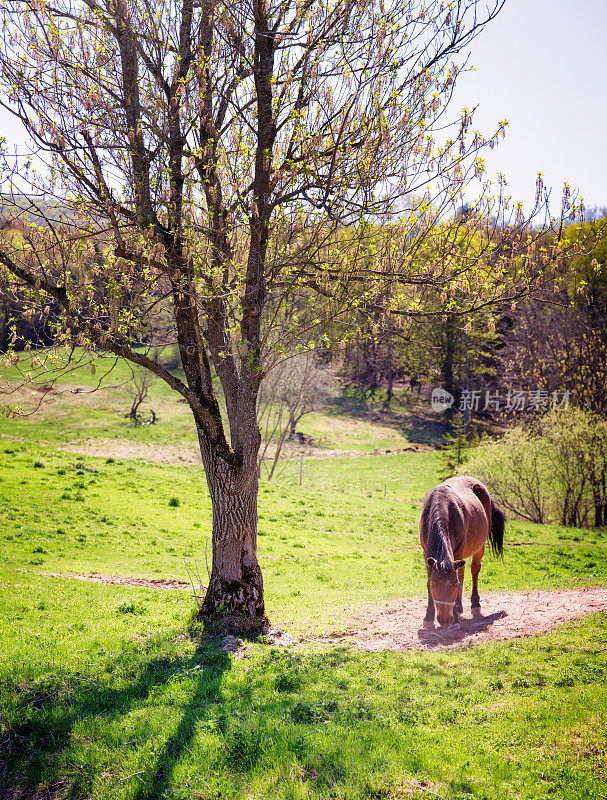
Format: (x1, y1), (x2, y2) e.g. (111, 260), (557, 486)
(199, 445), (264, 620)
(202, 448), (264, 622)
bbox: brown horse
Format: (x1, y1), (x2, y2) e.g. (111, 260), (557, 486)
(419, 476), (505, 628)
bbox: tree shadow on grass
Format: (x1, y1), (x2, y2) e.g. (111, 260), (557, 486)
(131, 642), (231, 800)
(0, 636), (231, 799)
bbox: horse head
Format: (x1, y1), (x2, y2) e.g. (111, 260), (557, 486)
(426, 557), (465, 627)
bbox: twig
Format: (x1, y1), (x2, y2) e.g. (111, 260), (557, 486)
(192, 558), (205, 594)
(183, 556), (207, 607)
(408, 781), (445, 799)
(183, 555), (198, 604)
(20, 691), (57, 711)
(72, 462), (97, 473)
(70, 675), (101, 687)
(120, 771), (144, 783)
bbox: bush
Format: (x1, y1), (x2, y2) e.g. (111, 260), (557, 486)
(463, 407), (607, 527)
(540, 407), (607, 528)
(463, 426), (549, 522)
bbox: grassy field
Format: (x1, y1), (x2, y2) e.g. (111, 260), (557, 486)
(1, 358), (607, 799)
(0, 352), (433, 453)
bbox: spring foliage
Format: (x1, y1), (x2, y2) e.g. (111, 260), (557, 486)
(464, 407), (607, 528)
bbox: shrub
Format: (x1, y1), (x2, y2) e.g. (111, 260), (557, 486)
(463, 426), (550, 523)
(539, 407), (607, 528)
(464, 407), (607, 527)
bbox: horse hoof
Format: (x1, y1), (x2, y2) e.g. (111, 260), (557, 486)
(422, 619), (435, 630)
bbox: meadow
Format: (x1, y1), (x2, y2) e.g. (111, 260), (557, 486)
(1, 358), (606, 799)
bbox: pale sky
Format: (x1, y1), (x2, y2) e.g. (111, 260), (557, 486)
(1, 0), (606, 214)
(451, 0), (607, 214)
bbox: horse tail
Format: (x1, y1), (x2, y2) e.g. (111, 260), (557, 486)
(489, 499), (505, 558)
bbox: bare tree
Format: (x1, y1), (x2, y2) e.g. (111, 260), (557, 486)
(0, 0), (577, 628)
(257, 351), (335, 478)
(127, 369), (156, 425)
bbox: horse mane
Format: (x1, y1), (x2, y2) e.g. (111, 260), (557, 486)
(426, 493), (454, 573)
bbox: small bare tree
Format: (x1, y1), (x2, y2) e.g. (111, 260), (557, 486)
(127, 369), (156, 425)
(257, 351), (336, 478)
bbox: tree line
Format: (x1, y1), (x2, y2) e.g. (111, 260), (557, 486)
(336, 215), (607, 420)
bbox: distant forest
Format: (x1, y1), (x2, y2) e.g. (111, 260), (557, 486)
(2, 196), (606, 418)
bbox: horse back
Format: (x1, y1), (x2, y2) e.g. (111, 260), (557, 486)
(444, 476), (492, 518)
(420, 477), (492, 560)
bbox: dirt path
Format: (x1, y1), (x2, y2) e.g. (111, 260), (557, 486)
(60, 439), (204, 465)
(46, 572), (607, 651)
(45, 572), (190, 590)
(59, 437), (429, 465)
(305, 587), (607, 651)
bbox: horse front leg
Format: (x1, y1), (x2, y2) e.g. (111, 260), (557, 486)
(471, 546), (484, 611)
(423, 572), (435, 628)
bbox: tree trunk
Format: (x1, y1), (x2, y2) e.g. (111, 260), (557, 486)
(593, 489), (604, 528)
(196, 435), (266, 627)
(384, 337), (394, 411)
(441, 315), (456, 420)
(441, 317), (455, 397)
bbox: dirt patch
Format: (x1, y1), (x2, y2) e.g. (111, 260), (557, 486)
(41, 575), (607, 652)
(60, 438), (203, 465)
(59, 437), (430, 465)
(45, 572), (190, 590)
(302, 587), (607, 651)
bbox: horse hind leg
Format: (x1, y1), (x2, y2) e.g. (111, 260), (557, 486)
(471, 546), (484, 611)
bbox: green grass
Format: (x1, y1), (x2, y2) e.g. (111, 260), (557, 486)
(1, 445), (606, 800)
(0, 352), (198, 447)
(1, 444), (606, 635)
(1, 357), (607, 798)
(0, 348), (441, 452)
(2, 601), (606, 799)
